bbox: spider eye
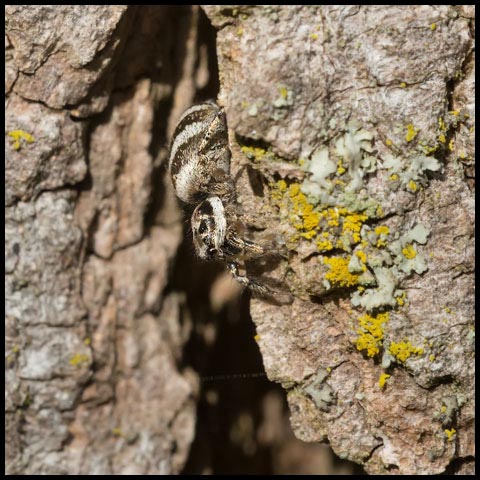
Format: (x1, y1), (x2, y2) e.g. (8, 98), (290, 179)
(198, 220), (208, 234)
(207, 248), (217, 258)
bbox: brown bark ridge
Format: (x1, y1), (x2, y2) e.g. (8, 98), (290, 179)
(202, 5), (475, 475)
(5, 5), (214, 474)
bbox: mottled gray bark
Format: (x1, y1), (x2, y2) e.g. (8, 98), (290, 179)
(6, 5), (204, 474)
(203, 5), (474, 475)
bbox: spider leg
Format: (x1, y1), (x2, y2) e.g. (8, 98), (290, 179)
(225, 231), (265, 259)
(227, 262), (272, 297)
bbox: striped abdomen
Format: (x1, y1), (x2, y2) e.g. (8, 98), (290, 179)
(169, 102), (231, 204)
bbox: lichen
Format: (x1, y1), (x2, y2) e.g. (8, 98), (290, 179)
(8, 130), (35, 150)
(444, 428), (456, 441)
(351, 267), (397, 311)
(274, 85), (294, 108)
(388, 224), (430, 275)
(388, 341), (424, 363)
(378, 373), (391, 389)
(271, 179), (374, 254)
(287, 183), (320, 237)
(69, 353), (90, 367)
(405, 123), (419, 142)
(408, 179), (418, 192)
(402, 244), (417, 259)
(304, 369), (334, 411)
(334, 122), (374, 192)
(355, 312), (389, 357)
(323, 256), (359, 288)
(381, 152), (441, 193)
(241, 145), (268, 162)
(395, 291), (407, 306)
(374, 225), (390, 247)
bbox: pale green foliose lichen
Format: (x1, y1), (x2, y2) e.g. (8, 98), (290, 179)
(300, 147), (337, 205)
(381, 153), (442, 192)
(351, 267), (398, 311)
(304, 369), (334, 411)
(334, 121), (374, 192)
(388, 224), (430, 275)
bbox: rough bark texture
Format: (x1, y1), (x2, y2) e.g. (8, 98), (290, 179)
(5, 5), (475, 475)
(6, 5), (203, 474)
(203, 5), (475, 475)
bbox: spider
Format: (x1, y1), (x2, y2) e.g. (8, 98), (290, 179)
(169, 101), (282, 298)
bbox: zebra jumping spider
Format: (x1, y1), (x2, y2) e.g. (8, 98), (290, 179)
(169, 101), (279, 298)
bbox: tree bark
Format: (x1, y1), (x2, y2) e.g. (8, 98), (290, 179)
(5, 5), (475, 475)
(203, 5), (474, 475)
(5, 5), (208, 474)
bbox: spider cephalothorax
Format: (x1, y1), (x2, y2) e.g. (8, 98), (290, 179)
(191, 195), (227, 261)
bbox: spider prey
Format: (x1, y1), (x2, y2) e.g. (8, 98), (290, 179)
(169, 101), (274, 297)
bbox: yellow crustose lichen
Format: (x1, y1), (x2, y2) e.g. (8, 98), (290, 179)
(241, 145), (267, 162)
(69, 353), (90, 367)
(375, 225), (390, 247)
(323, 256), (359, 288)
(388, 341), (424, 363)
(8, 130), (35, 150)
(378, 373), (391, 389)
(342, 211), (368, 244)
(402, 243), (417, 259)
(395, 291), (407, 306)
(270, 181), (368, 252)
(355, 312), (389, 357)
(444, 428), (456, 441)
(287, 183), (321, 237)
(316, 231), (334, 252)
(408, 180), (418, 192)
(270, 181), (371, 253)
(405, 124), (419, 142)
